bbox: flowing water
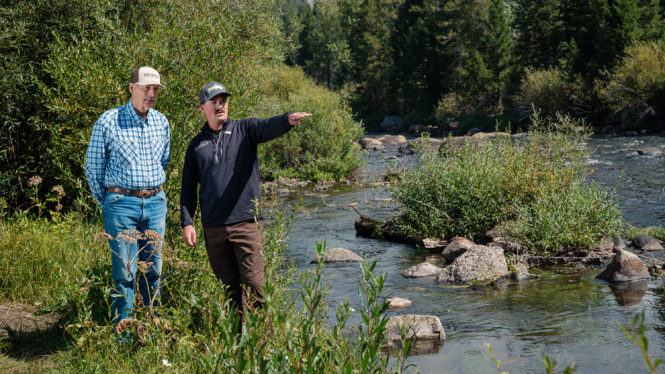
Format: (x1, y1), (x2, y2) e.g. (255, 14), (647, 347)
(280, 134), (665, 373)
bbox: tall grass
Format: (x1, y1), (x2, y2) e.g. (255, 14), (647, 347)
(0, 199), (409, 373)
(390, 112), (624, 255)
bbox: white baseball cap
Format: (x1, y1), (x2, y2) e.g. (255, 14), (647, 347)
(131, 66), (165, 88)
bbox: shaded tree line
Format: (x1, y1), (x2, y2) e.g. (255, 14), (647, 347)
(279, 0), (665, 131)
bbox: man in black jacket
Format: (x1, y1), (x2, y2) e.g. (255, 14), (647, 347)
(180, 81), (310, 318)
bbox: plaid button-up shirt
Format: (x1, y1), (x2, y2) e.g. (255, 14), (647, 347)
(85, 101), (170, 208)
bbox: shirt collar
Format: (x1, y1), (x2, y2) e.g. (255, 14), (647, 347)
(126, 100), (149, 126)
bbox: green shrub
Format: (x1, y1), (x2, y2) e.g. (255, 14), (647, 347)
(3, 0), (364, 215)
(256, 66), (364, 181)
(596, 41), (665, 127)
(390, 113), (624, 255)
(516, 67), (585, 118)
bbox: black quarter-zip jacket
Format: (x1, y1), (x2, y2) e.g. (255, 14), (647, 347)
(179, 112), (293, 228)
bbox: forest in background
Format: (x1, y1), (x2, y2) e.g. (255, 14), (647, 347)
(280, 0), (665, 133)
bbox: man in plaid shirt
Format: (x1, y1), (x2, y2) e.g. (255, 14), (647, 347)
(85, 66), (169, 333)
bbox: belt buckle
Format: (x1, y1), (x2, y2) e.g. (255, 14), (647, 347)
(138, 190), (152, 198)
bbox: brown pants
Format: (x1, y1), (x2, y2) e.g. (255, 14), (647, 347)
(203, 221), (265, 315)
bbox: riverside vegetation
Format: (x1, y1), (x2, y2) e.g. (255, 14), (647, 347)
(0, 195), (416, 373)
(390, 113), (627, 256)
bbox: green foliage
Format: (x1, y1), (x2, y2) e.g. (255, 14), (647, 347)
(596, 41), (665, 127)
(0, 213), (106, 304)
(2, 0), (363, 215)
(516, 67), (585, 117)
(256, 66), (365, 181)
(390, 113), (624, 255)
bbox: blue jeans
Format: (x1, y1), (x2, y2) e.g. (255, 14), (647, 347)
(102, 190), (166, 324)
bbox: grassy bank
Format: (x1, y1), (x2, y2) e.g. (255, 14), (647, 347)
(390, 113), (625, 255)
(0, 200), (409, 373)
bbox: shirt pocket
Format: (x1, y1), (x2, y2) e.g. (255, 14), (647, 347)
(151, 138), (167, 162)
(111, 140), (139, 169)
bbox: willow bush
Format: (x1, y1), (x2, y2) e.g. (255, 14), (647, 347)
(2, 0), (364, 216)
(596, 40), (665, 128)
(390, 113), (624, 255)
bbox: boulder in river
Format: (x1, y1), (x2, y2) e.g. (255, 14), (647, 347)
(442, 237), (475, 262)
(636, 147), (663, 157)
(642, 241), (664, 251)
(312, 247), (362, 263)
(378, 135), (408, 146)
(613, 238), (628, 251)
(359, 137), (384, 150)
(596, 249), (650, 283)
(384, 315), (445, 355)
(387, 297), (412, 309)
(632, 235), (663, 251)
(402, 262), (442, 278)
(437, 245), (509, 284)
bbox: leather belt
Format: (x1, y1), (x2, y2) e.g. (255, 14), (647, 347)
(107, 186), (163, 198)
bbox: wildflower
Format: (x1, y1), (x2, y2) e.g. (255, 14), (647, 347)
(162, 359), (172, 367)
(55, 203), (63, 212)
(51, 185), (65, 197)
(28, 175), (42, 186)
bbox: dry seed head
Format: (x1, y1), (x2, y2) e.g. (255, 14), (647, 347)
(93, 232), (113, 241)
(136, 261), (154, 273)
(51, 185), (65, 197)
(28, 175), (42, 186)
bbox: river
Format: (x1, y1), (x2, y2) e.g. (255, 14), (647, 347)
(280, 133), (665, 373)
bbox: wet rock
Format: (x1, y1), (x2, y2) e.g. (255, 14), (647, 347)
(402, 262), (442, 278)
(510, 263), (530, 281)
(613, 238), (628, 251)
(610, 280), (648, 307)
(359, 137), (384, 150)
(422, 238), (447, 250)
(595, 237), (614, 252)
(625, 151), (639, 158)
(379, 135), (408, 146)
(313, 186), (329, 192)
(633, 235), (657, 249)
(385, 156), (398, 161)
(354, 216), (421, 245)
(636, 147), (663, 157)
(275, 188), (290, 195)
(277, 177), (309, 188)
(596, 249), (650, 283)
(312, 248), (362, 263)
(437, 245), (509, 284)
(642, 241), (664, 251)
(380, 116), (404, 132)
(442, 237), (475, 262)
(384, 315), (445, 355)
(387, 297), (412, 309)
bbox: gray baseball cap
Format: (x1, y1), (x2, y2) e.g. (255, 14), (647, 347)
(199, 81), (232, 104)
